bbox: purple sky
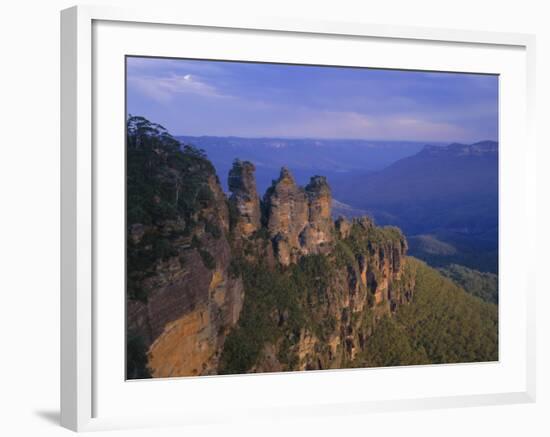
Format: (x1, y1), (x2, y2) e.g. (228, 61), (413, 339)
(126, 57), (498, 143)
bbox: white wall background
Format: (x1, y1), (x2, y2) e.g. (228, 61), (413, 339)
(0, 1), (547, 436)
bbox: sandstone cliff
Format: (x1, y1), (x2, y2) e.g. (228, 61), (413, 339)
(126, 128), (244, 378)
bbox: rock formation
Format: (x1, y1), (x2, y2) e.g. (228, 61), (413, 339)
(228, 160), (261, 237)
(263, 167), (309, 265)
(263, 169), (334, 265)
(301, 175), (334, 254)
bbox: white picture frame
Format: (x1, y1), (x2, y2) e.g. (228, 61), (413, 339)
(60, 5), (537, 432)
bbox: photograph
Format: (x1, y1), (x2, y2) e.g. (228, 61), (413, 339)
(1, 0), (544, 434)
(125, 56), (499, 379)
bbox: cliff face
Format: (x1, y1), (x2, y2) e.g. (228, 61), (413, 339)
(248, 215), (413, 373)
(126, 137), (244, 378)
(126, 120), (414, 378)
(130, 231), (244, 378)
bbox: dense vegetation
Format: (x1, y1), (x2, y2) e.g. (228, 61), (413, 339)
(126, 115), (216, 227)
(438, 263), (498, 304)
(221, 253), (498, 372)
(219, 252), (335, 374)
(363, 258), (498, 366)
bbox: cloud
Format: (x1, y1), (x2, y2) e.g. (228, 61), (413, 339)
(126, 57), (227, 75)
(254, 109), (466, 141)
(128, 73), (231, 102)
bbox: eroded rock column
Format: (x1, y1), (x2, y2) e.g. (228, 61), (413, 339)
(228, 160), (261, 237)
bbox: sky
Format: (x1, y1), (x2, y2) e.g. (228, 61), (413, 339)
(126, 56), (498, 143)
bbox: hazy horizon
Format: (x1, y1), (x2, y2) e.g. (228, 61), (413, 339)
(174, 134), (495, 145)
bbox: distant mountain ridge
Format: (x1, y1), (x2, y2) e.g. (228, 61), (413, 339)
(331, 141), (499, 273)
(419, 140), (498, 156)
(333, 140), (498, 214)
(177, 135), (438, 193)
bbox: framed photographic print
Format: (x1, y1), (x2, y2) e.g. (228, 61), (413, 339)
(61, 5), (536, 432)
